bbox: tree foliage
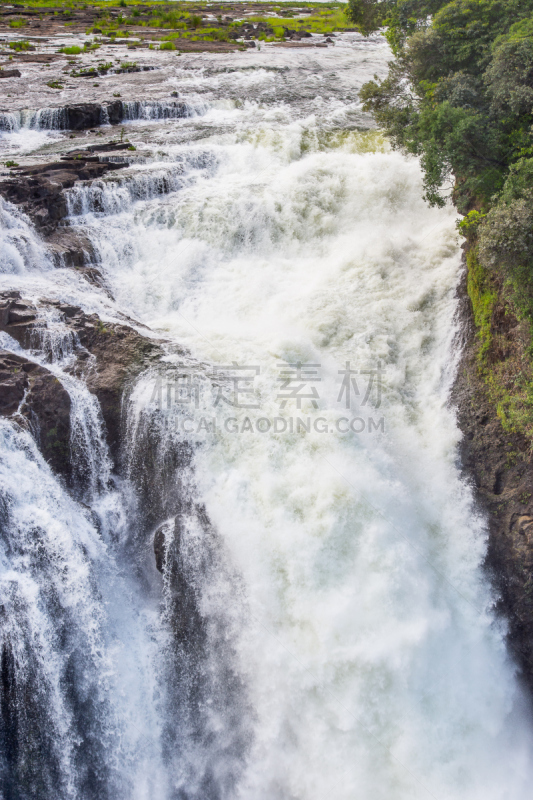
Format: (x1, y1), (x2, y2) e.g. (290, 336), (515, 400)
(352, 0), (533, 213)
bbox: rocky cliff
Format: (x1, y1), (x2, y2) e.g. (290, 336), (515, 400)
(453, 262), (533, 689)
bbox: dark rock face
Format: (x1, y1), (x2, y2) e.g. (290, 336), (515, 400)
(453, 268), (533, 689)
(0, 349), (72, 477)
(0, 70), (21, 79)
(0, 143), (132, 282)
(0, 292), (170, 473)
(63, 101), (128, 128)
(64, 103), (105, 130)
(0, 146), (130, 235)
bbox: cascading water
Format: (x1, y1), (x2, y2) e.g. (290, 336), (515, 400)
(1, 32), (533, 800)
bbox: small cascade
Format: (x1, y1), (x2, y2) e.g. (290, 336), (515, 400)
(65, 151), (218, 216)
(0, 198), (53, 275)
(0, 100), (205, 134)
(1, 313), (111, 503)
(65, 166), (188, 216)
(0, 108), (68, 132)
(120, 99), (207, 121)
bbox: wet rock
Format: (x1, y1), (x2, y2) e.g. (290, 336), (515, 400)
(0, 292), (171, 465)
(0, 70), (21, 79)
(153, 521), (168, 573)
(0, 151), (128, 238)
(45, 229), (98, 271)
(0, 350), (71, 477)
(64, 103), (103, 130)
(105, 100), (123, 125)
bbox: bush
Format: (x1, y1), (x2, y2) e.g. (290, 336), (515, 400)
(458, 210), (487, 241)
(8, 40), (33, 51)
(159, 41), (176, 50)
(479, 198), (533, 315)
(59, 45), (82, 55)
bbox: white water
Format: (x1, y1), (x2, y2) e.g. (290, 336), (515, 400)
(1, 34), (533, 800)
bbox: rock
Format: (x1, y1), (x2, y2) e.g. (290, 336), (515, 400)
(45, 229), (98, 271)
(0, 350), (72, 477)
(0, 69), (21, 78)
(64, 103), (103, 130)
(0, 293), (171, 465)
(0, 151), (128, 238)
(104, 100), (122, 125)
(453, 263), (533, 690)
(153, 519), (172, 573)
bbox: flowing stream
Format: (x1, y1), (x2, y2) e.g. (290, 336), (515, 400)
(1, 33), (533, 800)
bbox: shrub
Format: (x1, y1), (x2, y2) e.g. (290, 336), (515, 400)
(479, 198), (533, 316)
(159, 41), (176, 50)
(59, 45), (82, 55)
(8, 40), (33, 51)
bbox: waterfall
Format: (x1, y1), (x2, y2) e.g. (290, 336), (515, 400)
(1, 30), (533, 800)
(0, 108), (68, 133)
(0, 199), (53, 275)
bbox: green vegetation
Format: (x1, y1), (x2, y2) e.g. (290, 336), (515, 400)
(46, 79), (64, 88)
(59, 44), (83, 54)
(2, 1), (351, 47)
(8, 40), (33, 51)
(9, 18), (26, 28)
(3, 161), (19, 168)
(350, 0), (533, 441)
(466, 249), (496, 362)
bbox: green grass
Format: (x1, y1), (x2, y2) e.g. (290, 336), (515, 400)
(59, 45), (83, 54)
(46, 79), (64, 88)
(9, 19), (26, 28)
